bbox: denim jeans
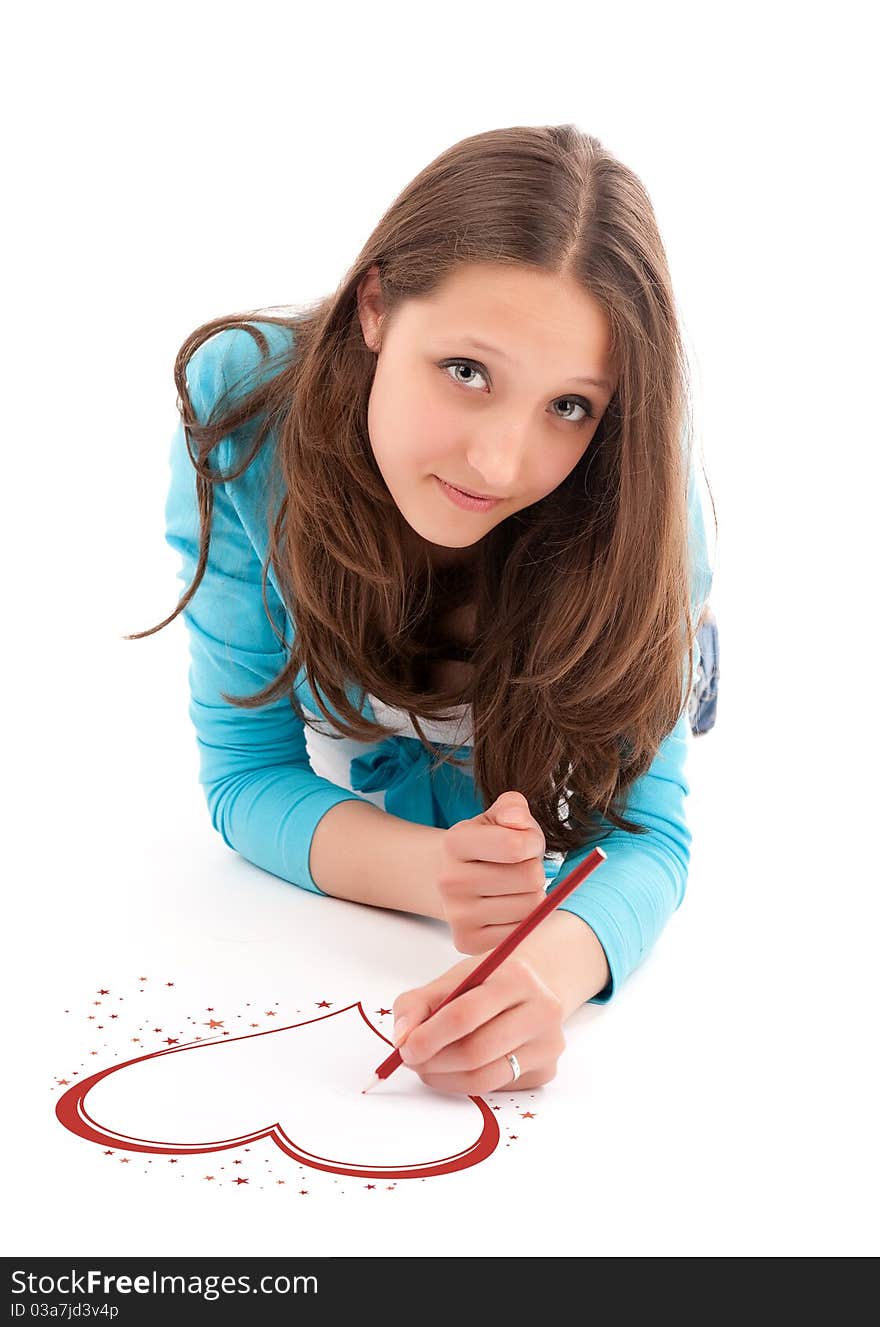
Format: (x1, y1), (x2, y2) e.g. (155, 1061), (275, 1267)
(688, 605), (719, 736)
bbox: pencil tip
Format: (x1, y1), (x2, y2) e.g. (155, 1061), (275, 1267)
(361, 1074), (379, 1094)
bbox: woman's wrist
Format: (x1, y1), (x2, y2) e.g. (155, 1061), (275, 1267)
(514, 910), (611, 1017)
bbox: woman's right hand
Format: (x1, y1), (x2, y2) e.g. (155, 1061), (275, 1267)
(434, 791), (548, 955)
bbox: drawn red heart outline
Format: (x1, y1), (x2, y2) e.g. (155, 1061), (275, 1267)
(55, 1000), (500, 1179)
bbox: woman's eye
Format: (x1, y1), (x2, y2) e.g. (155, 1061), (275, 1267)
(552, 397), (594, 423)
(439, 359), (593, 425)
(441, 359), (488, 390)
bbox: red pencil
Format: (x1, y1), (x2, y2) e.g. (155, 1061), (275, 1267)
(361, 844), (608, 1092)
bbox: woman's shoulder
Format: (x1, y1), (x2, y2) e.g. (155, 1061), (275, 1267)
(187, 319), (297, 421)
(183, 321), (297, 588)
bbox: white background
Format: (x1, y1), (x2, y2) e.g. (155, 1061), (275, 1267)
(4, 0), (877, 1258)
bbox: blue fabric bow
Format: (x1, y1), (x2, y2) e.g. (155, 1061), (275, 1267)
(349, 735), (485, 830)
(350, 734), (563, 883)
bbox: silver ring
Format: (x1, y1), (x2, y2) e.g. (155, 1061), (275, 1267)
(505, 1052), (521, 1083)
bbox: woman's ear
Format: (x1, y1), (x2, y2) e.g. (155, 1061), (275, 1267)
(357, 263), (386, 353)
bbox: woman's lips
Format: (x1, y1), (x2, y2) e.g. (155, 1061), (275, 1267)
(434, 476), (501, 512)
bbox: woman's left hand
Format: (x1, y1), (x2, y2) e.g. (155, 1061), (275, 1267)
(390, 953), (566, 1095)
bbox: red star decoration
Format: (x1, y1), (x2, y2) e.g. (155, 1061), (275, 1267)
(98, 989), (110, 995)
(265, 1011), (277, 1017)
(168, 1159), (179, 1165)
(56, 1079), (70, 1086)
(110, 1014), (119, 1020)
(138, 977), (148, 982)
(103, 1150), (114, 1156)
(377, 1008), (392, 1016)
(276, 1180), (286, 1186)
(298, 1190), (309, 1195)
(316, 1000), (332, 1008)
(510, 1135), (518, 1140)
(119, 1158), (129, 1164)
(87, 1016), (95, 1021)
(233, 1178), (248, 1185)
(163, 1038), (179, 1045)
(365, 1184), (376, 1190)
(165, 982), (175, 987)
(152, 1027), (163, 1033)
(232, 1160), (243, 1166)
(204, 1176), (215, 1181)
(204, 1020), (223, 1029)
(520, 1111), (536, 1118)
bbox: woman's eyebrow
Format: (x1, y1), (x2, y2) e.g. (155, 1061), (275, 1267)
(454, 336), (613, 393)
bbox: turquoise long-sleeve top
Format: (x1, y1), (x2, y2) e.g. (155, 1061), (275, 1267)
(164, 321), (714, 1005)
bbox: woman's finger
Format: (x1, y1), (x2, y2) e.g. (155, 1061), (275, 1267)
(450, 821), (545, 867)
(450, 889), (543, 929)
(412, 1003), (545, 1075)
(418, 1053), (548, 1096)
(397, 967), (526, 1067)
(391, 956), (483, 1044)
(443, 857), (548, 897)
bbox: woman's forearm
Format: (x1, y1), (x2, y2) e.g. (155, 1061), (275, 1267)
(309, 798), (448, 920)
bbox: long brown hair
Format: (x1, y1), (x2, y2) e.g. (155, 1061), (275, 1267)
(127, 123), (717, 858)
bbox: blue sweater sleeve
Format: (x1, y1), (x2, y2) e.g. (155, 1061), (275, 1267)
(552, 449), (714, 1005)
(551, 709), (693, 1005)
(163, 327), (376, 894)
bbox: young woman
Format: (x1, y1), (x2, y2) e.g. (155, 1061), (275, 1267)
(130, 124), (718, 1096)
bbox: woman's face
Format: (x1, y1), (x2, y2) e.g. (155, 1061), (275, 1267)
(357, 260), (617, 569)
